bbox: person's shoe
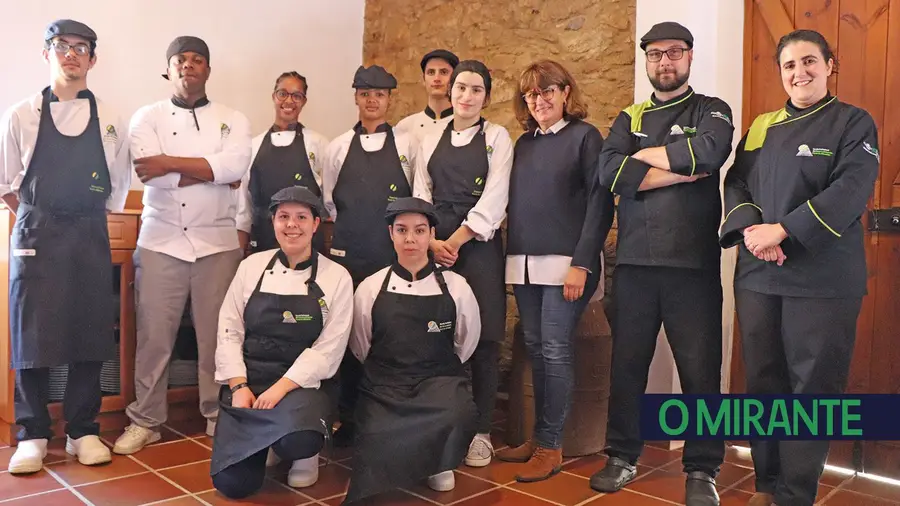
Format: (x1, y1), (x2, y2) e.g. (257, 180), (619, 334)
(514, 446), (563, 483)
(206, 419), (217, 437)
(287, 455), (319, 488)
(266, 447), (282, 467)
(747, 492), (774, 506)
(8, 439), (48, 475)
(332, 423), (355, 448)
(427, 470), (455, 492)
(495, 439), (534, 463)
(113, 424), (161, 455)
(589, 457), (637, 492)
(685, 471), (719, 506)
(465, 434), (493, 467)
(66, 435), (112, 466)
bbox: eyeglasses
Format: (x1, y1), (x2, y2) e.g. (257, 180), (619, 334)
(274, 89), (306, 102)
(522, 86), (559, 104)
(645, 47), (688, 62)
(51, 40), (90, 56)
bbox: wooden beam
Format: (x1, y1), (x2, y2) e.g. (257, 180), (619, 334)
(755, 0), (795, 44)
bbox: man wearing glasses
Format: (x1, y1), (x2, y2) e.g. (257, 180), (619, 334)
(593, 22), (734, 506)
(0, 19), (131, 474)
(112, 35), (252, 455)
(236, 71), (330, 255)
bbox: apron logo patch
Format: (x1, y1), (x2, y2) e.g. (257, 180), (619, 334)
(486, 145), (494, 159)
(13, 249), (35, 257)
(670, 125), (684, 135)
(330, 248), (346, 257)
(319, 298), (329, 320)
(711, 111), (733, 126)
(796, 144), (813, 157)
(220, 123), (231, 139)
(282, 311), (297, 323)
(863, 141), (880, 161)
(399, 154), (409, 167)
(294, 173), (302, 181)
(473, 177), (484, 197)
(811, 148), (833, 157)
(104, 124), (118, 143)
(427, 320), (452, 332)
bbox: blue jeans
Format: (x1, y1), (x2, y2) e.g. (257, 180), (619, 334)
(513, 273), (598, 449)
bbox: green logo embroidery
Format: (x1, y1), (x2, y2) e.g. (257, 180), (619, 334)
(91, 172), (99, 179)
(474, 177), (484, 185)
(399, 154), (408, 164)
(390, 184), (398, 191)
(863, 141), (880, 161)
(294, 173), (302, 181)
(811, 148), (833, 157)
(486, 145), (494, 155)
(683, 126), (697, 135)
(220, 123), (231, 139)
(308, 152), (316, 162)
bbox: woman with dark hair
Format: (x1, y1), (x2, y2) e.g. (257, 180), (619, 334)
(236, 71), (330, 254)
(720, 29), (879, 506)
(413, 59), (513, 470)
(496, 60), (614, 483)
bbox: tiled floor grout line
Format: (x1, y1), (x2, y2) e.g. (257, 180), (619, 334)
(0, 487), (67, 504)
(137, 492), (194, 506)
(122, 453), (214, 506)
(496, 482), (567, 506)
(263, 475), (319, 504)
(44, 465), (97, 505)
(445, 485), (504, 506)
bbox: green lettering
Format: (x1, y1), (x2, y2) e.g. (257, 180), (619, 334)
(820, 399), (840, 435)
(743, 400), (766, 436)
(842, 399), (863, 436)
(793, 399), (818, 436)
(768, 400), (791, 436)
(698, 399), (729, 436)
(659, 399), (689, 436)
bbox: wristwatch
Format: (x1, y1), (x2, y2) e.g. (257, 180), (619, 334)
(230, 382), (249, 393)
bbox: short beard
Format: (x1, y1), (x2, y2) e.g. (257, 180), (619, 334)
(649, 69), (690, 93)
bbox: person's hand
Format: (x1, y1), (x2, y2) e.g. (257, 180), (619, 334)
(238, 230), (250, 256)
(177, 175), (206, 187)
(134, 155), (172, 183)
(563, 267), (588, 302)
(753, 245), (787, 266)
(431, 239), (458, 267)
(680, 173), (710, 183)
(228, 180), (241, 190)
(231, 387), (256, 409)
(743, 224), (788, 256)
(253, 383), (288, 409)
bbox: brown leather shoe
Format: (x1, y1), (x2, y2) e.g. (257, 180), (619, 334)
(747, 492), (774, 506)
(496, 440), (534, 463)
(514, 446), (563, 482)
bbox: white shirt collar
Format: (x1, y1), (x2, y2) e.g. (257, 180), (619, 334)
(535, 118), (569, 137)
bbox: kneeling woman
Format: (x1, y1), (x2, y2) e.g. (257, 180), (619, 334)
(210, 186), (354, 499)
(344, 197), (480, 503)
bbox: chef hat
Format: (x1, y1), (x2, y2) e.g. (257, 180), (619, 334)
(352, 65), (398, 90)
(385, 197), (439, 227)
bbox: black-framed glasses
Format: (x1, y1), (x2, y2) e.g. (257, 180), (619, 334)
(274, 89), (306, 102)
(646, 47), (688, 62)
(522, 86), (559, 104)
(51, 40), (90, 56)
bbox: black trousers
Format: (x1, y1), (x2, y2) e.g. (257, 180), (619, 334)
(15, 361), (104, 441)
(470, 340), (500, 434)
(212, 430), (324, 499)
(605, 265), (725, 476)
(736, 289), (861, 506)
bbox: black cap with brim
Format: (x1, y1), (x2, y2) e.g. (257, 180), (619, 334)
(44, 19), (97, 44)
(352, 65), (397, 90)
(420, 49), (459, 71)
(384, 197), (439, 227)
(162, 36), (210, 80)
(640, 21), (694, 50)
(268, 186), (327, 219)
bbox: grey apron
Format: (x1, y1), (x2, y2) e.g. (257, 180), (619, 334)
(210, 251), (335, 475)
(9, 87), (114, 369)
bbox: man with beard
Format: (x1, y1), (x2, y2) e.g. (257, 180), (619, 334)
(395, 49), (458, 145)
(591, 22), (734, 506)
(113, 36), (252, 455)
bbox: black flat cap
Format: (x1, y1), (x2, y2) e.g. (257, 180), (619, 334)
(420, 49), (459, 71)
(640, 22), (694, 50)
(269, 186), (327, 219)
(162, 36), (210, 79)
(352, 65), (397, 90)
(385, 197), (439, 227)
(44, 19), (97, 43)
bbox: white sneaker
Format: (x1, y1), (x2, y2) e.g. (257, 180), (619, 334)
(112, 424), (161, 455)
(465, 434), (493, 467)
(427, 470), (455, 492)
(66, 435), (112, 466)
(265, 447), (282, 467)
(287, 455), (319, 488)
(206, 419), (217, 437)
(8, 439), (48, 475)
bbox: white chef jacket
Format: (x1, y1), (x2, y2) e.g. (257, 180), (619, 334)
(321, 126), (417, 221)
(504, 118), (604, 300)
(395, 108), (453, 147)
(236, 127), (330, 233)
(0, 93), (131, 212)
(215, 251), (353, 389)
(350, 264), (480, 363)
(413, 120), (513, 242)
(130, 99), (252, 262)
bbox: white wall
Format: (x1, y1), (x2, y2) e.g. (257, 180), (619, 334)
(0, 0), (366, 189)
(635, 0), (745, 419)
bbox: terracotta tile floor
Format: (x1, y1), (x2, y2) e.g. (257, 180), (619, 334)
(0, 410), (897, 505)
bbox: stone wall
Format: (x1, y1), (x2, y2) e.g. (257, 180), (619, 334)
(363, 0), (635, 389)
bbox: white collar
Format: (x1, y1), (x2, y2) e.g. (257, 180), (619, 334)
(535, 118), (569, 137)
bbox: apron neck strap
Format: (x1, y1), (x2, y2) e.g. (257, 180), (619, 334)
(41, 86), (98, 121)
(253, 250), (321, 296)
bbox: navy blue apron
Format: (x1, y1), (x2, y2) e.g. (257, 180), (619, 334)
(210, 251), (336, 475)
(10, 87), (114, 369)
(248, 125), (325, 254)
(343, 266), (477, 503)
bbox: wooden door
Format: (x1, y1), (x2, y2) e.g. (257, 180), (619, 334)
(735, 0), (900, 478)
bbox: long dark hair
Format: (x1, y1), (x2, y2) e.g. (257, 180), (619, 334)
(775, 29), (838, 72)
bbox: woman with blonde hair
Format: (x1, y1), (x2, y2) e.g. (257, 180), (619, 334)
(495, 60), (614, 482)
